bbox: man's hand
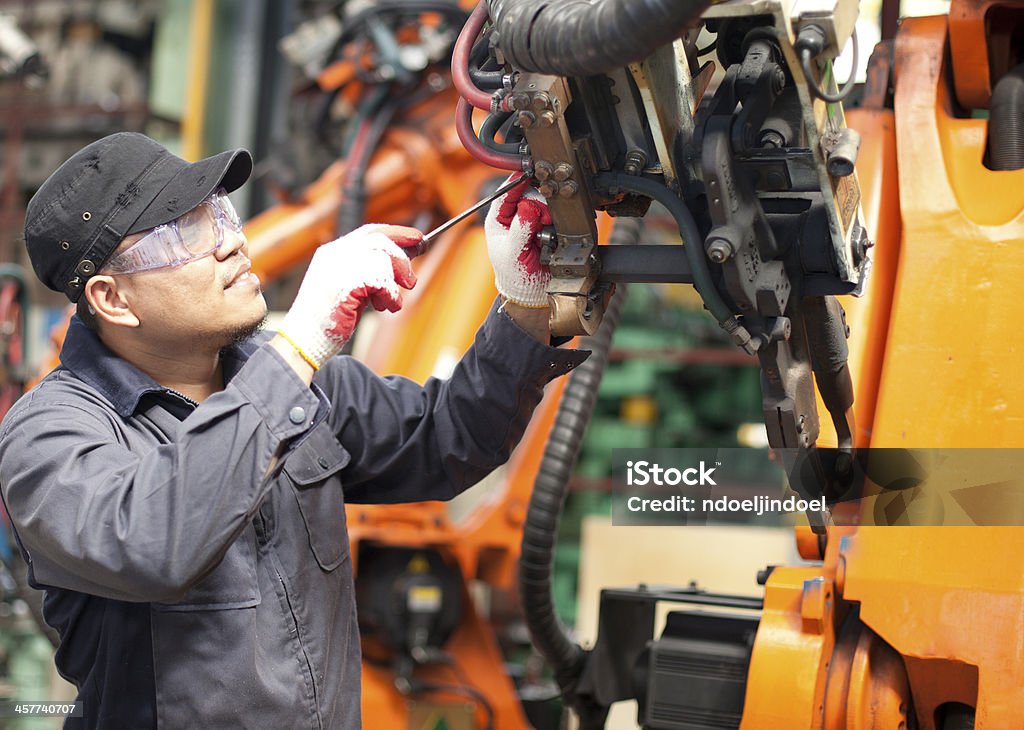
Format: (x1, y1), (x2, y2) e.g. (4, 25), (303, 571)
(484, 178), (552, 308)
(278, 224), (421, 371)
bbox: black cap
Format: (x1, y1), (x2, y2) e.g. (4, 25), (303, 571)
(24, 132), (253, 302)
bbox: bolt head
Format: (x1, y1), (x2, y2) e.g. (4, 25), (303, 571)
(538, 181), (558, 197)
(707, 238), (733, 263)
(531, 91), (551, 110)
(517, 111), (536, 128)
(553, 163), (573, 182)
(534, 161), (554, 181)
(557, 180), (579, 198)
(538, 110), (556, 127)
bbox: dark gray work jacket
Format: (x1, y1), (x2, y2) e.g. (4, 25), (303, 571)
(0, 303), (585, 729)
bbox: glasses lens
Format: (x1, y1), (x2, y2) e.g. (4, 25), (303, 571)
(177, 203), (220, 256)
(213, 191), (242, 231)
(103, 225), (185, 274)
(100, 190), (243, 275)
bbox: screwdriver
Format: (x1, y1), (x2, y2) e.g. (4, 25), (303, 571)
(401, 172), (531, 258)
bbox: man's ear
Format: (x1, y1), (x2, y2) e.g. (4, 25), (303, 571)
(84, 275), (140, 329)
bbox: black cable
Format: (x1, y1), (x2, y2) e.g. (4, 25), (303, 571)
(328, 1), (470, 63)
(695, 38), (717, 56)
(336, 77), (442, 234)
(800, 26), (859, 104)
(488, 0), (710, 77)
(518, 221), (642, 730)
(469, 32), (504, 90)
(314, 85), (346, 157)
(592, 172), (735, 328)
(497, 110), (522, 144)
(478, 111), (521, 153)
(336, 86), (399, 234)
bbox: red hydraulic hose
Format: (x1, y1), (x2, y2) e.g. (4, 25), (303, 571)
(452, 2), (498, 111)
(456, 97), (524, 170)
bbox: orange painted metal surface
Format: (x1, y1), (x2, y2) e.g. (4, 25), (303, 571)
(872, 15), (1024, 447)
(839, 18), (1024, 727)
(948, 0), (999, 109)
(823, 618), (912, 729)
(840, 527), (1024, 729)
(741, 566), (838, 728)
(748, 14), (1024, 729)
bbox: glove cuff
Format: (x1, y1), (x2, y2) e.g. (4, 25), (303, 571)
(278, 311), (345, 370)
(497, 275), (549, 307)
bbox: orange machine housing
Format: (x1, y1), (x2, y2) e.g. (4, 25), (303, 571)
(743, 6), (1024, 728)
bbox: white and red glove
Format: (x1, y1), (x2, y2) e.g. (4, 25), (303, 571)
(484, 178), (552, 307)
(279, 224), (421, 369)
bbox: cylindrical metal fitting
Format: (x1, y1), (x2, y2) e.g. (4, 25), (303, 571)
(534, 160), (554, 181)
(826, 128), (861, 177)
(538, 110), (557, 127)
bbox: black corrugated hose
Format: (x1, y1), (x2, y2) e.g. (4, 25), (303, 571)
(519, 217), (642, 726)
(486, 0), (709, 77)
(989, 62), (1024, 171)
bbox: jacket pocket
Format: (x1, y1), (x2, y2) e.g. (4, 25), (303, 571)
(282, 423), (351, 571)
(153, 522), (261, 612)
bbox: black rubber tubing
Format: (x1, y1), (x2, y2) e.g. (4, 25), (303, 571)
(593, 172), (737, 330)
(989, 62), (1024, 171)
(487, 0), (710, 77)
(519, 217), (641, 697)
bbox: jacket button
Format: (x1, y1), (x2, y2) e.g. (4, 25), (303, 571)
(288, 406), (306, 424)
(317, 456), (330, 469)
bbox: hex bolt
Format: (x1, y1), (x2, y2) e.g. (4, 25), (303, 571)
(623, 149), (647, 176)
(706, 237), (734, 263)
(538, 180), (559, 197)
(510, 92), (530, 111)
(557, 180), (579, 198)
(552, 163), (574, 182)
(773, 66), (786, 93)
(538, 110), (556, 127)
(759, 130), (786, 149)
(517, 111), (537, 128)
(531, 91), (551, 110)
(534, 161), (554, 181)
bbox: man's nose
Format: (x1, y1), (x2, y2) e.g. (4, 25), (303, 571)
(214, 226), (247, 261)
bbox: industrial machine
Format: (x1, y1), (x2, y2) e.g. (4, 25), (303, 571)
(443, 0), (1024, 728)
(10, 0), (1024, 727)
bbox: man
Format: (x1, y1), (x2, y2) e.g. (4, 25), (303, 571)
(0, 132), (584, 728)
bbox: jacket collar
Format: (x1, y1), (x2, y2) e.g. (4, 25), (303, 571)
(59, 315), (258, 418)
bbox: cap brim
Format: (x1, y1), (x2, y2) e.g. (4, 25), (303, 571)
(128, 148), (253, 234)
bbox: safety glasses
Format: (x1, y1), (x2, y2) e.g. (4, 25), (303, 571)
(101, 189), (244, 275)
